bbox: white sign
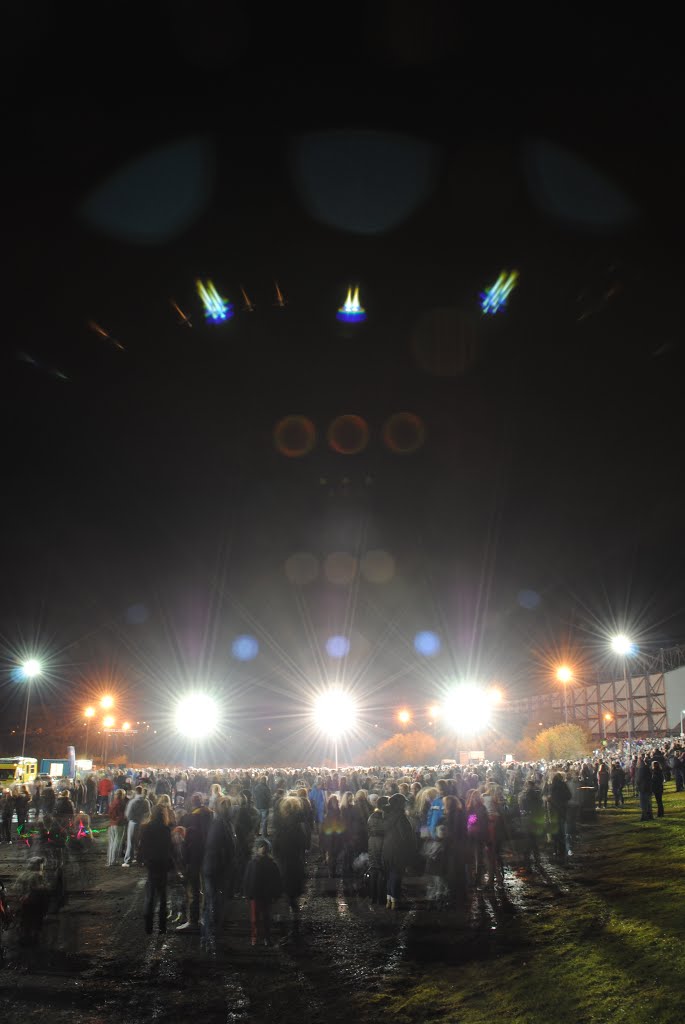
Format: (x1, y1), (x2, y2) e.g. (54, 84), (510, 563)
(468, 750), (485, 761)
(49, 763), (64, 777)
(505, 753), (514, 763)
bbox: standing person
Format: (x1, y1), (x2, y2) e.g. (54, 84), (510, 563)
(253, 776), (272, 838)
(610, 762), (626, 807)
(177, 793), (212, 932)
(321, 795), (345, 878)
(73, 778), (85, 811)
(597, 762), (610, 809)
(367, 796), (388, 908)
(381, 793), (416, 910)
(308, 777), (327, 834)
(85, 775), (97, 816)
(233, 793), (259, 896)
(97, 775), (113, 815)
(243, 839), (282, 947)
(465, 790), (490, 888)
(202, 798), (235, 953)
(440, 795), (467, 909)
(13, 786), (30, 839)
(41, 779), (56, 820)
(548, 773), (572, 861)
(1, 789), (14, 844)
(271, 795), (307, 941)
(123, 786), (151, 866)
(651, 761), (665, 818)
(54, 789), (75, 829)
(139, 803), (173, 935)
(107, 790), (128, 866)
(635, 756), (654, 821)
(339, 792), (357, 876)
(518, 780), (544, 871)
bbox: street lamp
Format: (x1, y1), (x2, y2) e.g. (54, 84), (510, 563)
(19, 659), (42, 760)
(175, 693), (218, 767)
(100, 695), (114, 710)
(84, 706), (95, 758)
(102, 716), (115, 766)
(398, 708), (411, 726)
(610, 635), (635, 751)
(312, 688), (358, 773)
(556, 666), (573, 724)
(603, 712), (613, 740)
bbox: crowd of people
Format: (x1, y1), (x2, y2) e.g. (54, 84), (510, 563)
(1, 737), (683, 952)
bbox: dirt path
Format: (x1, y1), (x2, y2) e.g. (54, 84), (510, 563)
(0, 828), (577, 1024)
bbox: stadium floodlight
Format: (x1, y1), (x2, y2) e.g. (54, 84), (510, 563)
(610, 634), (634, 656)
(312, 688), (358, 772)
(441, 684), (496, 735)
(19, 658), (42, 760)
(175, 693), (218, 767)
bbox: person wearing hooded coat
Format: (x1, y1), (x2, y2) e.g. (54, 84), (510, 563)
(381, 793), (416, 909)
(367, 795), (388, 907)
(201, 798), (235, 950)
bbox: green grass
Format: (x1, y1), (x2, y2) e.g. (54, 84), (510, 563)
(361, 786), (685, 1024)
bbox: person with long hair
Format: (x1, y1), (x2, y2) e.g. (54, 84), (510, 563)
(465, 789), (489, 889)
(339, 791), (357, 876)
(271, 795), (307, 940)
(440, 795), (467, 908)
(202, 798), (235, 953)
(139, 802), (173, 935)
(320, 794), (345, 878)
(107, 790), (127, 867)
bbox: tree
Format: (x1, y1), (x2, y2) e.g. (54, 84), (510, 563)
(532, 723), (591, 761)
(365, 731), (438, 766)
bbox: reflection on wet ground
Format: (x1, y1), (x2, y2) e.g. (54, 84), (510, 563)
(0, 834), (578, 1024)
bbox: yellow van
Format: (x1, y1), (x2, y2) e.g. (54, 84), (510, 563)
(0, 757), (38, 786)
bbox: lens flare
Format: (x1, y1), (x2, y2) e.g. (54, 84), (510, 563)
(480, 270), (519, 314)
(175, 693), (219, 739)
(442, 684), (495, 734)
(196, 279), (233, 322)
(327, 414), (369, 454)
(414, 631), (441, 657)
(337, 286), (366, 323)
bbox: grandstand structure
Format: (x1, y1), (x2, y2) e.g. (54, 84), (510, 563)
(508, 645), (685, 739)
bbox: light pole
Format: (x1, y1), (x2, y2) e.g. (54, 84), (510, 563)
(611, 635), (634, 752)
(20, 659), (42, 761)
(556, 666), (573, 724)
(84, 706), (95, 759)
(102, 716), (115, 765)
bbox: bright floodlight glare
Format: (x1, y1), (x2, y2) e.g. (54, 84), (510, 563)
(556, 665), (573, 684)
(312, 689), (357, 738)
(428, 705), (440, 719)
(122, 721), (131, 731)
(489, 686), (504, 704)
(442, 684), (494, 734)
(103, 715), (115, 728)
(611, 634), (634, 656)
(398, 709), (411, 725)
(22, 659), (42, 679)
(84, 706), (95, 718)
(100, 695), (114, 709)
(175, 694), (218, 740)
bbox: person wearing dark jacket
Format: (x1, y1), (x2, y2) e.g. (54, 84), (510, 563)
(271, 795), (307, 940)
(41, 781), (56, 819)
(635, 757), (654, 821)
(201, 799), (235, 951)
(54, 791), (75, 826)
(651, 761), (665, 818)
(381, 793), (416, 909)
(178, 794), (212, 931)
(367, 796), (388, 907)
(139, 803), (173, 935)
(253, 776), (272, 837)
(548, 773), (572, 860)
(13, 787), (31, 838)
(610, 763), (626, 806)
(597, 763), (610, 809)
(243, 839), (282, 946)
(321, 795), (345, 878)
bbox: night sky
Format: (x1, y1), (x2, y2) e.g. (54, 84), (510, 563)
(2, 6), (684, 761)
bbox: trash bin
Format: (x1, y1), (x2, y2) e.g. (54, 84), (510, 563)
(578, 787), (596, 822)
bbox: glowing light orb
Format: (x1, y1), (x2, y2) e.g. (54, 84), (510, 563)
(398, 708), (411, 725)
(327, 414), (369, 454)
(196, 279), (233, 322)
(442, 684), (496, 734)
(232, 635), (259, 661)
(312, 688), (358, 738)
(175, 693), (218, 739)
(100, 695), (114, 710)
(382, 411), (426, 454)
(284, 552), (319, 585)
(480, 270), (519, 314)
(414, 630), (441, 657)
(337, 286), (366, 322)
(324, 552), (358, 585)
(610, 634), (635, 656)
(103, 715), (115, 729)
(21, 659), (42, 679)
(326, 635), (350, 659)
(556, 665), (573, 684)
(273, 415), (317, 457)
(360, 549), (395, 584)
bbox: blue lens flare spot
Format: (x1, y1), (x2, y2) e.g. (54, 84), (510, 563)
(517, 589), (541, 610)
(125, 604), (149, 625)
(326, 635), (350, 659)
(232, 635), (259, 661)
(414, 631), (441, 657)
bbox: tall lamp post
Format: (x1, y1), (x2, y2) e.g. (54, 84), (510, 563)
(20, 659), (42, 760)
(611, 635), (634, 752)
(556, 665), (573, 724)
(84, 706), (95, 759)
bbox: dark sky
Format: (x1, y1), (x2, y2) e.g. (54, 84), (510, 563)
(2, 5), (684, 759)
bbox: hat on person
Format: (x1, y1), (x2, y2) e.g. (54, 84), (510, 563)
(376, 795), (390, 810)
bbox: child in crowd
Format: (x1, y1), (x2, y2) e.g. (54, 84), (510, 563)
(243, 839), (282, 946)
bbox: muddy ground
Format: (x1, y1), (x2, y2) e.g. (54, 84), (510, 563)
(0, 824), (582, 1024)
